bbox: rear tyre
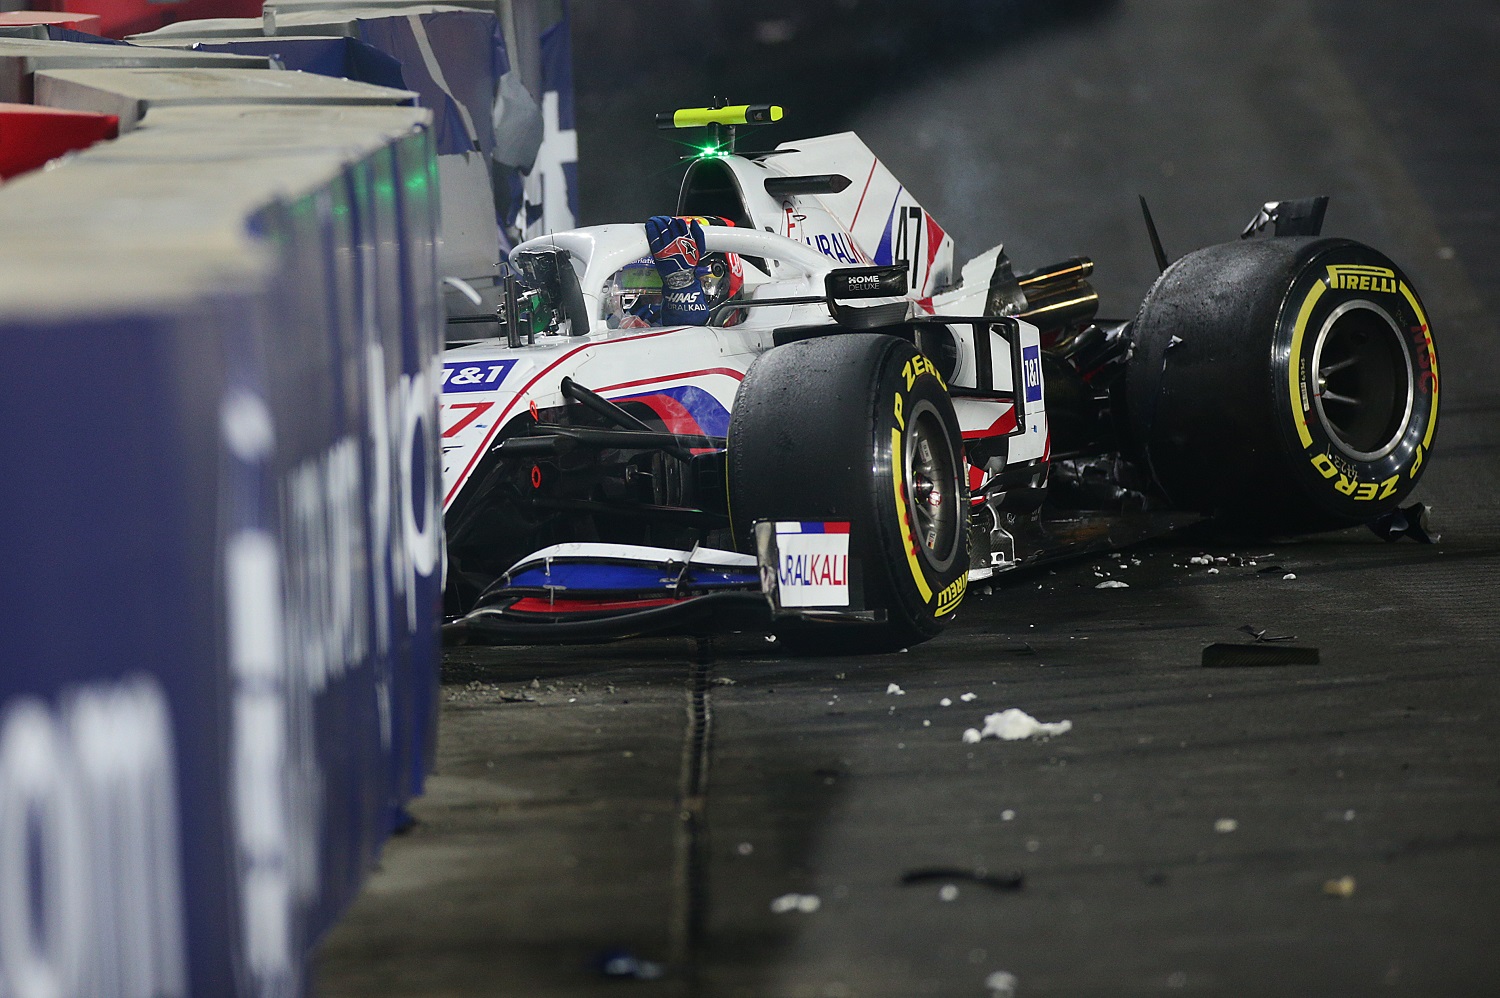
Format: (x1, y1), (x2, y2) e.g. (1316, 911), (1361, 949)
(1127, 237), (1439, 531)
(727, 334), (969, 653)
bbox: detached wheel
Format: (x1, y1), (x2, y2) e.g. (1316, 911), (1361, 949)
(1127, 237), (1439, 531)
(728, 334), (968, 652)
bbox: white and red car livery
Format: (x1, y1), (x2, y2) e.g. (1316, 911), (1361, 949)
(438, 109), (1440, 650)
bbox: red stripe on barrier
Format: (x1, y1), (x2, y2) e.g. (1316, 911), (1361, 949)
(0, 103), (118, 181)
(25, 1), (264, 40)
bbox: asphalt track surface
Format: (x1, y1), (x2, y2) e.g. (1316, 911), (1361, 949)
(317, 2), (1500, 994)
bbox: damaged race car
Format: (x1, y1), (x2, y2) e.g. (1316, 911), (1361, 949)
(438, 103), (1439, 652)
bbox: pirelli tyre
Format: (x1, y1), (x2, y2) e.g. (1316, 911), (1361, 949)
(727, 334), (969, 652)
(1127, 237), (1438, 531)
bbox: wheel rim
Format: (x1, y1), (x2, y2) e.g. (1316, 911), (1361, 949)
(1310, 300), (1414, 461)
(903, 402), (961, 573)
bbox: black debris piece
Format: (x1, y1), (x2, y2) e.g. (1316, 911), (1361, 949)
(901, 868), (1025, 892)
(1369, 502), (1439, 544)
(1203, 643), (1319, 667)
(1256, 565), (1287, 575)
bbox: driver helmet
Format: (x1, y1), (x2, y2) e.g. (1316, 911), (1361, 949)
(684, 215), (745, 323)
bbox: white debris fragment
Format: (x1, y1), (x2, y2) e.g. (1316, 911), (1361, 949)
(1001, 809), (1016, 821)
(1206, 568), (1219, 575)
(1095, 580), (1130, 589)
(962, 728), (983, 744)
(770, 893), (821, 914)
(887, 683), (906, 696)
(923, 719), (931, 727)
(961, 692), (978, 702)
(940, 697), (953, 707)
(1324, 875), (1356, 898)
(737, 842), (754, 856)
(939, 884), (959, 902)
(1283, 573), (1297, 580)
(1189, 555), (1211, 565)
(1214, 818), (1239, 833)
(972, 708), (1072, 741)
(986, 970), (1019, 997)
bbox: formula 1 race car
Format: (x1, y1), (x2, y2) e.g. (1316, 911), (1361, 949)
(438, 103), (1439, 651)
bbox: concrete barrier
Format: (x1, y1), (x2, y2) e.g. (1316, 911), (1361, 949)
(131, 5), (516, 281)
(0, 35), (270, 102)
(0, 91), (439, 998)
(0, 6), (572, 992)
(33, 65), (417, 128)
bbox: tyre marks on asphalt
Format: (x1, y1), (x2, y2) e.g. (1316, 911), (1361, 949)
(670, 638), (716, 988)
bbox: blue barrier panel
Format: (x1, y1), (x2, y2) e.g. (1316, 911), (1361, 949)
(79, 107), (444, 825)
(247, 185), (386, 945)
(338, 131), (444, 829)
(393, 124), (443, 802)
(353, 10), (504, 158)
(351, 9), (509, 277)
(0, 8), (535, 981)
(0, 96), (441, 995)
(184, 34), (407, 90)
(0, 245), (270, 998)
(107, 107), (444, 828)
(506, 0), (577, 240)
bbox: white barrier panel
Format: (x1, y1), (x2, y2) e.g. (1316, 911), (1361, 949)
(33, 65), (417, 130)
(0, 35), (270, 102)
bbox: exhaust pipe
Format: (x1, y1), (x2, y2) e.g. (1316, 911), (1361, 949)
(1015, 257), (1098, 336)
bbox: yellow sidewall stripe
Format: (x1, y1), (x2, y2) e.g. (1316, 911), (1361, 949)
(935, 575), (966, 617)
